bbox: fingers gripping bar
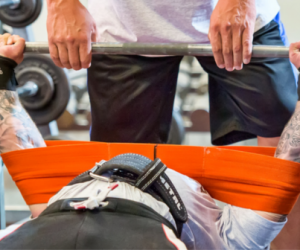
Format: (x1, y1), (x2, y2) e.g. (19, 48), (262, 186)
(24, 42), (290, 58)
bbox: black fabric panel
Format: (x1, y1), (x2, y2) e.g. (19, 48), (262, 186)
(0, 198), (179, 249)
(88, 55), (183, 143)
(0, 56), (18, 91)
(198, 19), (298, 145)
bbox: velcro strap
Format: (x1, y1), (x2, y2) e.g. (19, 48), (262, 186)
(135, 159), (167, 191)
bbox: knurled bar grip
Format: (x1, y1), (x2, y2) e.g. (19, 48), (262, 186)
(24, 42), (290, 58)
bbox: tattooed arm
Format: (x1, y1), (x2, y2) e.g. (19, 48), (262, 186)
(275, 102), (300, 161)
(0, 91), (46, 153)
(275, 42), (300, 161)
(0, 34), (46, 154)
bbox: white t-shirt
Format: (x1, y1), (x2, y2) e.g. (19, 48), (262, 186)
(48, 168), (286, 250)
(88, 0), (280, 44)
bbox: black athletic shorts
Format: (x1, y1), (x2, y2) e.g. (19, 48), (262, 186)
(88, 12), (298, 145)
(0, 198), (181, 249)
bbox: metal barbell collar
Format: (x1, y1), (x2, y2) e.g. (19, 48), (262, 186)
(24, 42), (290, 58)
(17, 81), (38, 98)
(0, 0), (20, 8)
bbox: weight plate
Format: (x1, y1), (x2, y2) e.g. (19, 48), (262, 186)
(0, 0), (42, 28)
(15, 54), (71, 125)
(16, 67), (54, 110)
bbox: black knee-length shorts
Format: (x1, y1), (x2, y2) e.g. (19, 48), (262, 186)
(87, 13), (298, 145)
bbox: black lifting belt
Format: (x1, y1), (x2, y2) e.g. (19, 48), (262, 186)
(68, 154), (188, 236)
(0, 56), (18, 91)
(95, 154), (188, 235)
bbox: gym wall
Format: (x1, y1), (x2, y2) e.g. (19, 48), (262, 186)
(277, 0), (300, 43)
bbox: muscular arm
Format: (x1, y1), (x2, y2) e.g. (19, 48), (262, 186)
(0, 34), (47, 217)
(0, 91), (47, 217)
(275, 102), (300, 162)
(0, 34), (46, 154)
(0, 90), (46, 154)
(277, 42), (300, 161)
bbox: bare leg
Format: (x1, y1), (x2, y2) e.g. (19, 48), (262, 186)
(257, 136), (280, 147)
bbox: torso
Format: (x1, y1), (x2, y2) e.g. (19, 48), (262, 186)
(88, 0), (280, 43)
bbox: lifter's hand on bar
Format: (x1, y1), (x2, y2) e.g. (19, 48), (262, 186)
(208, 0), (256, 71)
(46, 0), (98, 70)
(0, 33), (25, 64)
(289, 41), (300, 69)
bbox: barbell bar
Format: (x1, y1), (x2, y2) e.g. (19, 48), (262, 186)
(24, 42), (290, 58)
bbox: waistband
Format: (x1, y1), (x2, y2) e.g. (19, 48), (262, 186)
(44, 197), (178, 235)
(2, 141), (300, 214)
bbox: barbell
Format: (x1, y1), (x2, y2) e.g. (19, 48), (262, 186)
(14, 42), (291, 127)
(24, 42), (290, 58)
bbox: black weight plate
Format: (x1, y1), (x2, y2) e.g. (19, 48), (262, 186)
(15, 54), (71, 125)
(0, 0), (42, 28)
(16, 67), (54, 110)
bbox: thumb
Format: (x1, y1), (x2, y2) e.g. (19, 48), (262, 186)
(11, 35), (26, 52)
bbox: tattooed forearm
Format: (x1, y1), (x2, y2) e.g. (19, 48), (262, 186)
(0, 90), (46, 154)
(275, 102), (300, 161)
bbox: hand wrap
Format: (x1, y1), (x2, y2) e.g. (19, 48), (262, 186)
(0, 56), (18, 91)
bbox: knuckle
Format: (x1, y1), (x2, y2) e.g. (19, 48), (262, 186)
(233, 45), (241, 53)
(19, 37), (25, 43)
(232, 22), (241, 30)
(71, 62), (80, 68)
(66, 36), (75, 44)
(243, 40), (251, 48)
(212, 47), (222, 54)
(211, 24), (220, 32)
(240, 23), (247, 30)
(80, 39), (88, 45)
(81, 57), (91, 65)
(78, 36), (88, 44)
(53, 61), (62, 67)
(51, 55), (60, 61)
(54, 36), (65, 44)
(222, 22), (232, 32)
(61, 59), (70, 65)
(223, 48), (232, 55)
